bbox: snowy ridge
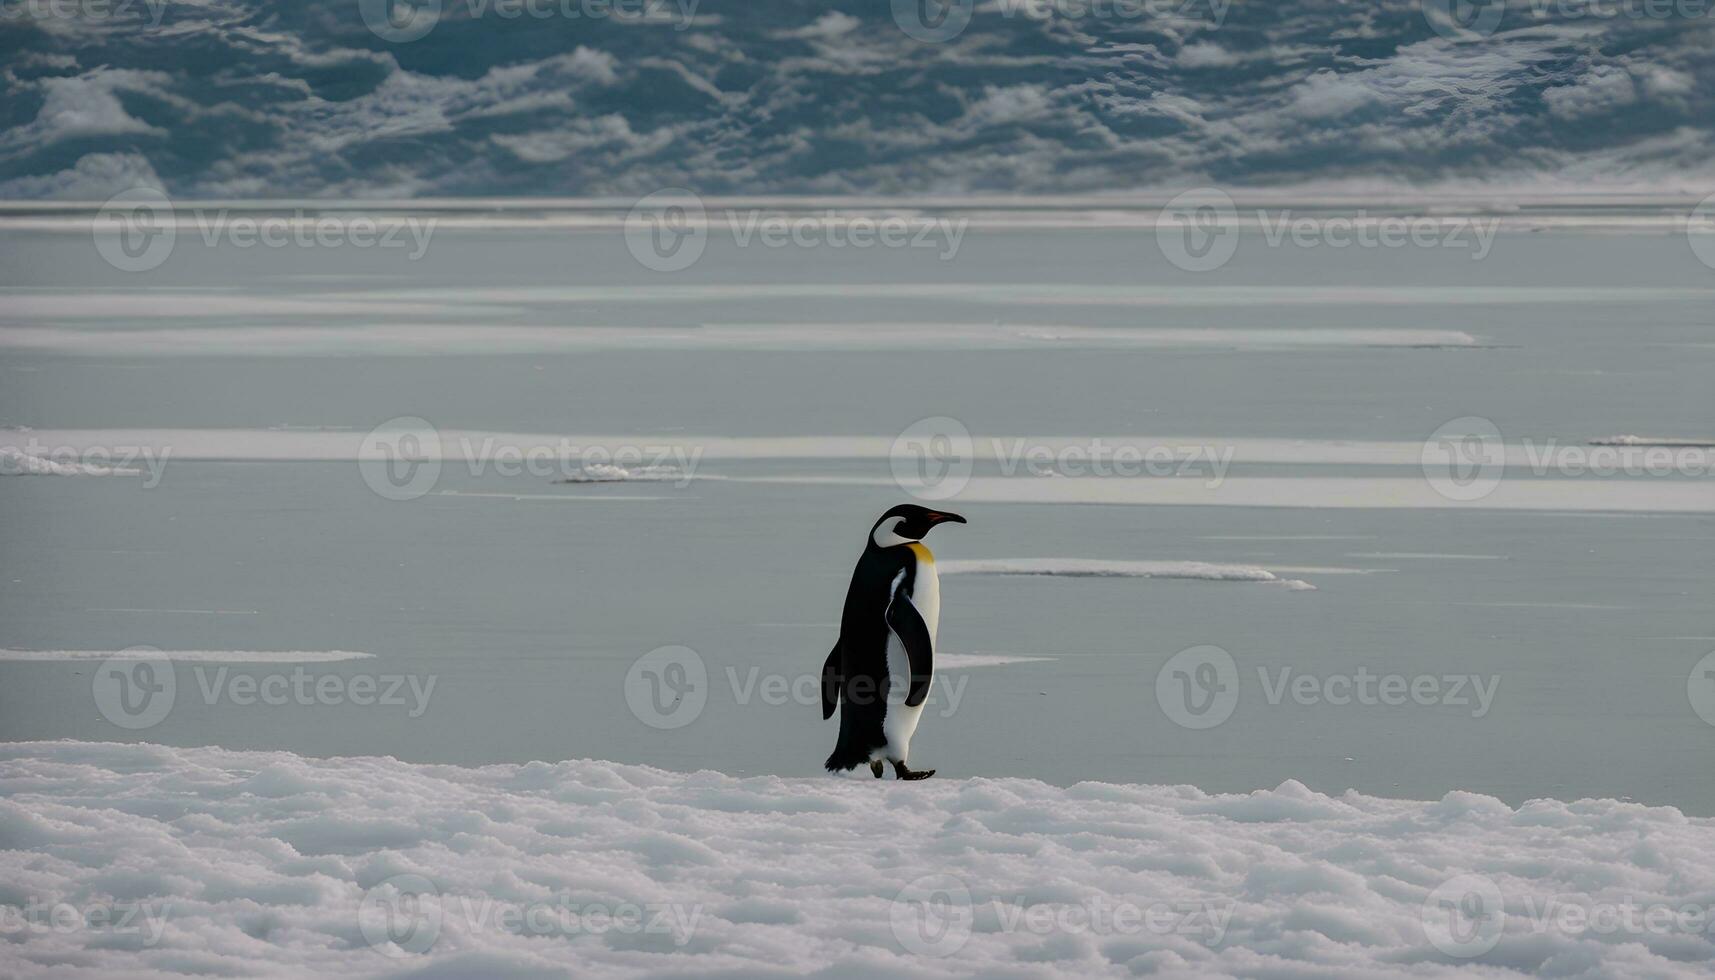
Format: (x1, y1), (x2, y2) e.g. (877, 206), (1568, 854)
(554, 463), (690, 484)
(1589, 436), (1715, 448)
(1, 742), (1711, 979)
(940, 558), (1319, 591)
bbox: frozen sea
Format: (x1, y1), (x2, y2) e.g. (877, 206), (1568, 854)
(2, 201), (1713, 819)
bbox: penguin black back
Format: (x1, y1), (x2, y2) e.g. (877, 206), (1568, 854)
(821, 505), (965, 778)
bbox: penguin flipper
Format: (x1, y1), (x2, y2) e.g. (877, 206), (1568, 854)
(885, 586), (934, 708)
(820, 642), (841, 720)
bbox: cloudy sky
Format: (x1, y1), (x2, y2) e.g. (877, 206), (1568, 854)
(1, 0), (1711, 199)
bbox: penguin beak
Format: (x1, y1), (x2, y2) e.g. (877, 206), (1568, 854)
(927, 511), (966, 525)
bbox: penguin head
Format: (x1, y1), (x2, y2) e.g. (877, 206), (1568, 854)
(870, 504), (966, 548)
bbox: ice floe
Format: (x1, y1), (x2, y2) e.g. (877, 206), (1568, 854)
(939, 558), (1320, 591)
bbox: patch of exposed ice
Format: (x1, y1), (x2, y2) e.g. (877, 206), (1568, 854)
(1, 741), (1712, 978)
(939, 558), (1319, 591)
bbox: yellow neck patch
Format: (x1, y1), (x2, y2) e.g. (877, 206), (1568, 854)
(907, 542), (934, 564)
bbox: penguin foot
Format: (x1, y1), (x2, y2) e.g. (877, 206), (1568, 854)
(891, 761), (935, 781)
(870, 761), (884, 778)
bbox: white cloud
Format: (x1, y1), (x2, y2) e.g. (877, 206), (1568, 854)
(1542, 64), (1638, 119)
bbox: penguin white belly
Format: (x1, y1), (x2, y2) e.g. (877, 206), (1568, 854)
(877, 551), (939, 763)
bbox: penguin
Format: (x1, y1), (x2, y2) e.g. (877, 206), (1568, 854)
(821, 504), (966, 779)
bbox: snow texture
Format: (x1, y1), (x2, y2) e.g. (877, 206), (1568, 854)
(4, 741), (1713, 978)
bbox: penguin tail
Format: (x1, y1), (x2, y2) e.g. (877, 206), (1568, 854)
(824, 695), (874, 772)
(823, 742), (869, 773)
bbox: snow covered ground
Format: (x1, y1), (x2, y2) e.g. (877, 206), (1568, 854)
(4, 742), (1714, 979)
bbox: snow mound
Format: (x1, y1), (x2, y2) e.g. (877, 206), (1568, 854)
(940, 558), (1318, 591)
(0, 447), (139, 476)
(4, 742), (1712, 978)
